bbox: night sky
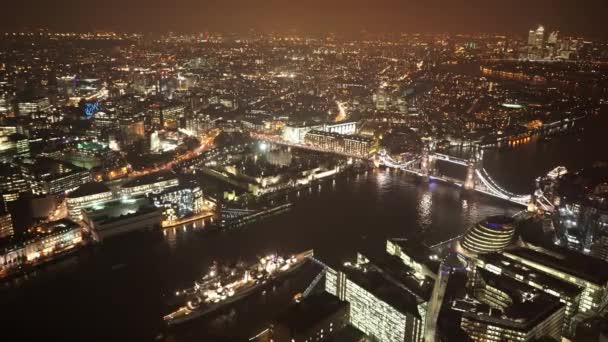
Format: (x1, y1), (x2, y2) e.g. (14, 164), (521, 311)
(3, 0), (608, 37)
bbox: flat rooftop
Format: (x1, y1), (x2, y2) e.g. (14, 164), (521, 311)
(478, 252), (582, 299)
(388, 238), (441, 275)
(121, 170), (177, 188)
(330, 252), (428, 318)
(67, 182), (111, 198)
(505, 245), (608, 285)
(83, 197), (157, 225)
(274, 292), (348, 333)
(366, 252), (434, 301)
(462, 269), (565, 332)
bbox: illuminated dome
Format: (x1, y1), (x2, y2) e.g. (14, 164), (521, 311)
(462, 216), (516, 254)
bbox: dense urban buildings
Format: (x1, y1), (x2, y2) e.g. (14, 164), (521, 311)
(0, 6), (607, 340)
(0, 219), (82, 276)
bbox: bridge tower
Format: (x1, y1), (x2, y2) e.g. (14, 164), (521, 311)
(420, 143), (434, 177)
(464, 147), (481, 190)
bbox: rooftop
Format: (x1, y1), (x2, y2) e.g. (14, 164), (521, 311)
(388, 238), (441, 275)
(67, 182), (111, 199)
(556, 163), (608, 210)
(366, 252), (434, 301)
(478, 252), (582, 298)
(83, 196), (158, 225)
(0, 219), (80, 252)
(480, 215), (515, 230)
(461, 269), (565, 332)
(505, 244), (608, 285)
(121, 170), (177, 189)
(274, 292), (348, 333)
(331, 252), (429, 318)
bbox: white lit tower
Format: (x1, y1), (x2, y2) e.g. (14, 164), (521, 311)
(464, 147), (481, 190)
(534, 25), (545, 48)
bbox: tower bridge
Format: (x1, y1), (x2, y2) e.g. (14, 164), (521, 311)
(378, 147), (532, 207)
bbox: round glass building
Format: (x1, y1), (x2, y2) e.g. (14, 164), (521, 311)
(462, 215), (516, 254)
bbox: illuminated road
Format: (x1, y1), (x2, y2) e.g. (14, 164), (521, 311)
(130, 130), (219, 177)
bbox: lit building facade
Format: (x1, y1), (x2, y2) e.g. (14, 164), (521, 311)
(474, 252), (582, 337)
(457, 270), (565, 342)
(17, 97), (51, 116)
(0, 212), (13, 238)
(305, 130), (373, 157)
(92, 110), (118, 133)
(154, 104), (186, 129)
(539, 166), (608, 262)
(503, 245), (608, 318)
(82, 197), (162, 240)
(21, 158), (92, 195)
(43, 169), (92, 195)
(0, 126), (17, 153)
(0, 131), (29, 160)
(120, 170), (179, 198)
(325, 254), (427, 342)
(461, 216), (516, 255)
(282, 121), (358, 144)
(0, 161), (35, 205)
(151, 185), (204, 222)
(0, 219), (82, 275)
(66, 182), (114, 221)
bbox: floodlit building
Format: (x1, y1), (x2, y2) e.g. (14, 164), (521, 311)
(503, 244), (608, 318)
(0, 132), (29, 160)
(0, 219), (82, 274)
(282, 123), (319, 144)
(461, 216), (516, 255)
(21, 157), (92, 195)
(541, 165), (608, 261)
(151, 184), (204, 222)
(66, 182), (114, 221)
(282, 121), (358, 144)
(325, 253), (430, 342)
(456, 269), (565, 341)
(0, 211), (13, 238)
(82, 197), (162, 240)
(119, 170), (179, 198)
(474, 252), (582, 337)
(17, 97), (51, 116)
(386, 238), (441, 280)
(0, 161), (34, 205)
(305, 130), (373, 157)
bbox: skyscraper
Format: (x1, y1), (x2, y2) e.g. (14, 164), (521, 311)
(534, 26), (545, 48)
(548, 31), (559, 45)
(528, 30), (536, 46)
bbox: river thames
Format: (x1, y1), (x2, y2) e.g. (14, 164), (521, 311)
(1, 112), (607, 341)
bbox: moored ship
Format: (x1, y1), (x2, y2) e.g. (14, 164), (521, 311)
(163, 249), (313, 326)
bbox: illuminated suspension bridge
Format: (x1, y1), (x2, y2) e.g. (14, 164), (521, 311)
(377, 148), (532, 207)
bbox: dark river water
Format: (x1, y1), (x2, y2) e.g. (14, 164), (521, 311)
(1, 111), (607, 341)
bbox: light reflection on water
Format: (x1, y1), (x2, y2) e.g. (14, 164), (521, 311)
(6, 114), (607, 339)
(163, 170), (520, 252)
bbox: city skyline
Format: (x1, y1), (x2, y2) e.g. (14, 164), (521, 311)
(1, 2), (607, 341)
(2, 0), (608, 38)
